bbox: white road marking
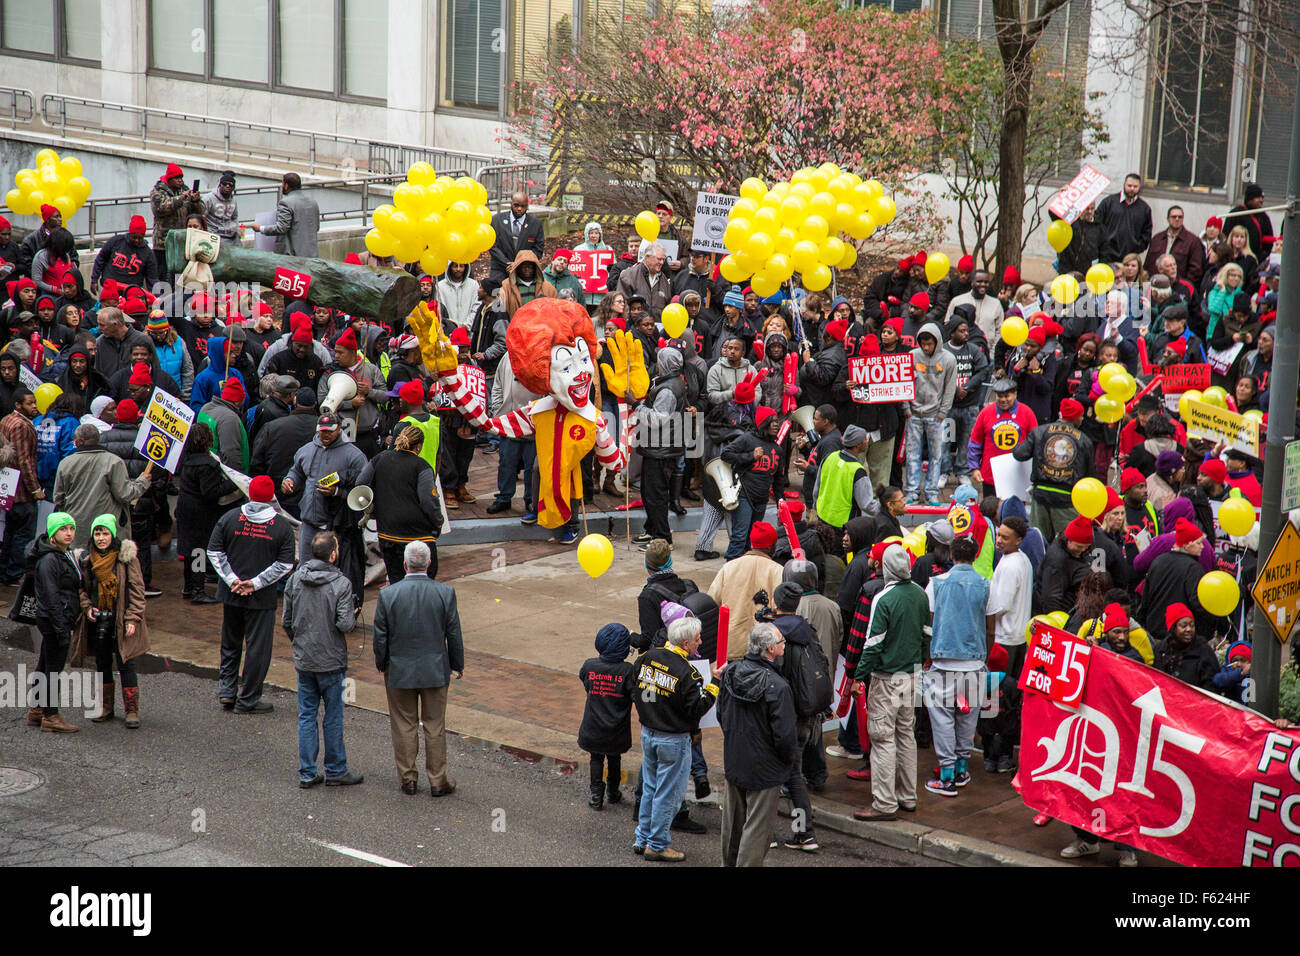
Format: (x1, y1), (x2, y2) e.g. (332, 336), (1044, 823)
(308, 838), (412, 867)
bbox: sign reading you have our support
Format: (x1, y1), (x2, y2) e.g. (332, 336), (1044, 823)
(134, 387), (194, 473)
(848, 354), (915, 403)
(692, 191), (740, 254)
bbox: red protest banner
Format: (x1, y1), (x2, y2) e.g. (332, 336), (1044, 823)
(1047, 165), (1112, 223)
(849, 354), (915, 403)
(1014, 646), (1300, 867)
(568, 250), (616, 294)
(272, 266), (312, 300)
(1019, 621), (1093, 708)
(1161, 363), (1211, 394)
(460, 364), (487, 404)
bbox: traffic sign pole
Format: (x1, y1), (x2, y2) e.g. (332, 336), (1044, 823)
(1250, 85), (1300, 717)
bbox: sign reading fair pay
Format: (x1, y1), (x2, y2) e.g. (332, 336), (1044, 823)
(134, 388), (194, 473)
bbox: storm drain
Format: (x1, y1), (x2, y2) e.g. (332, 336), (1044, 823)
(0, 768), (42, 797)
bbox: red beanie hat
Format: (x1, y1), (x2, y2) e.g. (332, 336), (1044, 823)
(883, 317), (903, 334)
(40, 203), (58, 221)
(129, 215), (147, 235)
(749, 521), (778, 550)
(449, 327), (471, 347)
(1102, 602), (1129, 632)
(733, 375), (758, 405)
(344, 253), (363, 265)
(859, 334), (881, 357)
(755, 406), (776, 429)
(912, 251), (927, 267)
(128, 362), (153, 387)
(868, 541), (891, 565)
(786, 499), (805, 519)
(37, 296), (54, 310)
(1206, 216), (1224, 230)
(115, 399), (140, 424)
(1175, 518), (1203, 547)
(1027, 326), (1048, 347)
(1104, 486), (1123, 514)
(1120, 467), (1146, 493)
(1165, 602), (1194, 631)
(1058, 397), (1084, 421)
(398, 379), (425, 405)
(957, 254), (974, 272)
(334, 328), (359, 351)
(898, 256), (914, 272)
(909, 292), (930, 310)
(1199, 458), (1228, 484)
(1165, 339), (1187, 358)
(221, 378), (246, 403)
(1063, 515), (1094, 544)
(164, 162), (184, 180)
(0, 215), (9, 229)
(1003, 266), (1022, 287)
(248, 475), (275, 503)
(825, 318), (848, 342)
(292, 324), (313, 344)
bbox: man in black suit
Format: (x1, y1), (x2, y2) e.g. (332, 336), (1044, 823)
(489, 191), (545, 281)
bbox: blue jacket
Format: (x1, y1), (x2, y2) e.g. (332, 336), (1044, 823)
(33, 409), (79, 491)
(928, 562), (990, 662)
(189, 336), (245, 415)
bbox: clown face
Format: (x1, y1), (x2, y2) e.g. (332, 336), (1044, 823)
(550, 337), (594, 412)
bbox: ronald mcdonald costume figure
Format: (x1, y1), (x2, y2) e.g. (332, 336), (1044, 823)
(409, 297), (647, 530)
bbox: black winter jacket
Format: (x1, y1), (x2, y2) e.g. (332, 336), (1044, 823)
(1153, 635), (1219, 693)
(721, 429), (781, 507)
(718, 653), (799, 790)
(1138, 550), (1224, 642)
(32, 534), (82, 634)
(632, 644), (718, 734)
(1036, 536), (1092, 614)
(578, 656), (636, 754)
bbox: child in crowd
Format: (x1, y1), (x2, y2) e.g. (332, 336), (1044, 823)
(577, 623), (635, 810)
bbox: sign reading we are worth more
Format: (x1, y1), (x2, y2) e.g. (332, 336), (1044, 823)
(1015, 646), (1300, 867)
(848, 354), (914, 403)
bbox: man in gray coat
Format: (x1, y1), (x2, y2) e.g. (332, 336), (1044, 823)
(53, 424), (155, 550)
(373, 541), (464, 797)
(252, 172), (320, 258)
(283, 531), (362, 789)
(280, 413), (369, 561)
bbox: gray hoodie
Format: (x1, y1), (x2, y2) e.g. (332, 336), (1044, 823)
(282, 558), (356, 673)
(437, 265), (481, 329)
(907, 321), (958, 419)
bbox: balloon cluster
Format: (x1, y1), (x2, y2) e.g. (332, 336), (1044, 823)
(717, 164), (897, 296)
(1093, 362), (1136, 423)
(5, 149), (92, 220)
(1176, 384), (1245, 423)
(364, 162), (495, 275)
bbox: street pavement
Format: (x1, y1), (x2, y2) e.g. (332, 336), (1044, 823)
(0, 644), (945, 868)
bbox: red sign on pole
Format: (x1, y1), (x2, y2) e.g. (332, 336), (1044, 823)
(568, 250), (616, 294)
(1047, 165), (1112, 223)
(272, 267), (313, 300)
(1161, 363), (1211, 394)
(1018, 620), (1093, 708)
(848, 354), (915, 403)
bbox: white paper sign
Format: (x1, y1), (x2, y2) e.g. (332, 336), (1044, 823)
(18, 365), (40, 391)
(0, 466), (19, 511)
(134, 387), (194, 472)
(1047, 165), (1112, 223)
(692, 191), (740, 254)
(990, 453), (1032, 502)
(690, 659), (720, 729)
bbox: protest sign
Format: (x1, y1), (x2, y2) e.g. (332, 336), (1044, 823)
(692, 191), (740, 254)
(1160, 363), (1210, 394)
(848, 354), (915, 403)
(1183, 398), (1259, 456)
(568, 249), (616, 294)
(134, 387), (194, 472)
(0, 467), (19, 511)
(1047, 165), (1112, 223)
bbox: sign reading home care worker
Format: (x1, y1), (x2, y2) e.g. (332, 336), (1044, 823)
(1183, 398), (1259, 456)
(134, 387), (194, 473)
(848, 354), (915, 403)
(1015, 645), (1300, 867)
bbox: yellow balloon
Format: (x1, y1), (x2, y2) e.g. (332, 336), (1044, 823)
(443, 231), (471, 262)
(1028, 614), (1051, 642)
(1001, 316), (1028, 347)
(39, 166), (60, 188)
(1105, 372), (1136, 403)
(661, 303), (689, 339)
(817, 236), (845, 267)
(406, 161), (436, 185)
(798, 215), (829, 243)
(731, 197), (759, 222)
(723, 217), (752, 254)
(719, 255), (750, 283)
(803, 263), (832, 292)
(393, 240), (424, 264)
(837, 243), (858, 270)
(779, 195), (808, 228)
(1085, 262), (1115, 295)
(1047, 218), (1073, 253)
(577, 533), (614, 578)
(4, 189), (22, 212)
(52, 196), (76, 221)
(1050, 274), (1080, 305)
(372, 204), (395, 232)
(364, 229), (394, 258)
(26, 189), (46, 210)
(846, 212), (875, 241)
(1071, 477), (1108, 519)
(862, 179), (884, 201)
(470, 223), (496, 257)
(469, 180), (489, 208)
(34, 382), (62, 415)
(1243, 408), (1265, 423)
(808, 192), (836, 219)
(419, 250), (449, 277)
(739, 177), (767, 202)
(849, 183), (875, 213)
(733, 250), (758, 274)
(745, 231), (775, 262)
(1045, 611), (1071, 629)
(1097, 363), (1126, 392)
(34, 149), (59, 168)
(15, 170), (37, 193)
(789, 182), (815, 200)
(416, 212), (446, 247)
(1218, 493), (1255, 537)
(750, 274), (780, 298)
(1128, 627), (1154, 665)
(70, 175), (93, 203)
(1178, 389), (1203, 421)
(774, 227), (797, 256)
(924, 252), (950, 285)
(1201, 386), (1229, 409)
(753, 206), (780, 231)
(476, 203), (493, 226)
(790, 240), (820, 274)
(1094, 395), (1125, 423)
(1197, 570), (1239, 616)
(57, 156), (82, 181)
(635, 210), (660, 241)
(387, 210), (417, 243)
(766, 252), (793, 282)
(831, 201), (856, 233)
(871, 195), (896, 225)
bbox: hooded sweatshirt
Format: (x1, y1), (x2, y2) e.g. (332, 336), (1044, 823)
(855, 546), (929, 678)
(282, 557), (356, 672)
(907, 322), (958, 419)
(946, 308), (991, 408)
(436, 265), (480, 329)
(638, 348), (685, 460)
(501, 250), (557, 318)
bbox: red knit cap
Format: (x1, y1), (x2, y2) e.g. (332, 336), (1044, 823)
(1120, 467), (1146, 493)
(128, 363), (152, 387)
(898, 256), (914, 272)
(1063, 515), (1094, 544)
(164, 162), (184, 180)
(1102, 602), (1129, 632)
(37, 297), (54, 310)
(913, 251), (927, 266)
(248, 475), (275, 503)
(1174, 518), (1203, 547)
(786, 499), (805, 519)
(1058, 398), (1084, 421)
(449, 327), (471, 347)
(334, 328), (359, 351)
(115, 399), (140, 424)
(1199, 458), (1228, 484)
(1165, 339), (1187, 358)
(40, 204), (58, 221)
(858, 334), (881, 357)
(1104, 486), (1123, 514)
(957, 254), (974, 272)
(398, 379), (425, 405)
(909, 292), (930, 310)
(869, 541), (891, 565)
(749, 521), (778, 550)
(824, 318), (848, 342)
(129, 215), (147, 235)
(1003, 266), (1021, 287)
(883, 317), (903, 334)
(1027, 326), (1048, 346)
(98, 279), (121, 302)
(733, 375), (758, 405)
(291, 324), (313, 344)
(755, 406), (776, 428)
(221, 379), (246, 403)
(1165, 602), (1194, 630)
(344, 253), (363, 265)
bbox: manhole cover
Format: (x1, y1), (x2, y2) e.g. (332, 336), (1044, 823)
(0, 768), (42, 797)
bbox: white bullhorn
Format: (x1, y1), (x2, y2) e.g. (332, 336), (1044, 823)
(346, 485), (373, 512)
(790, 404), (816, 433)
(704, 457), (741, 511)
(320, 371), (357, 415)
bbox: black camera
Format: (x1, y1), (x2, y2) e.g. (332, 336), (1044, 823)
(752, 588), (776, 623)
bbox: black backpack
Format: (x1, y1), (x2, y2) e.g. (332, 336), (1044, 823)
(779, 620), (833, 718)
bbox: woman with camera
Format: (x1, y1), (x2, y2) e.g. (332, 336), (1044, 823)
(68, 513), (149, 728)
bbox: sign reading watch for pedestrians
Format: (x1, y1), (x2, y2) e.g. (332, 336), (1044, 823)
(1252, 520), (1300, 644)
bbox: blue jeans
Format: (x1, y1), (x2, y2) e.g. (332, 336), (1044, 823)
(905, 416), (945, 501)
(0, 500), (36, 583)
(495, 436), (536, 508)
(297, 669), (348, 782)
(725, 497), (765, 560)
(635, 727), (692, 852)
(942, 404), (979, 478)
(690, 738), (707, 779)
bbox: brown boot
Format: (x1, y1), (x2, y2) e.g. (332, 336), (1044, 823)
(445, 494), (460, 510)
(91, 683), (115, 722)
(26, 706), (44, 727)
(456, 484), (476, 503)
(41, 713), (80, 733)
(123, 686), (140, 729)
(602, 473), (620, 497)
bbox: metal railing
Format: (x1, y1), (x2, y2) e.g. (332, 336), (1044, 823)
(0, 87), (35, 126)
(367, 142), (505, 181)
(475, 162), (549, 210)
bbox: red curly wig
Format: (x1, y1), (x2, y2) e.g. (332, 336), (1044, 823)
(504, 298), (598, 397)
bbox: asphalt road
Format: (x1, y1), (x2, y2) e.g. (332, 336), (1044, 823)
(0, 645), (945, 868)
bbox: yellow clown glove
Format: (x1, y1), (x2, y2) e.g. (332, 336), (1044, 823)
(601, 329), (649, 400)
(408, 301), (459, 375)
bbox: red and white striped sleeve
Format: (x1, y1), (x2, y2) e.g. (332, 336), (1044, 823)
(436, 368), (535, 438)
(594, 413), (624, 470)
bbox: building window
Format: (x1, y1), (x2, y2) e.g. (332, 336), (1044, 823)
(150, 0), (205, 73)
(343, 0), (387, 99)
(442, 0), (503, 112)
(213, 0), (269, 83)
(63, 0), (100, 60)
(2, 0), (102, 61)
(278, 0), (335, 91)
(1, 0), (54, 55)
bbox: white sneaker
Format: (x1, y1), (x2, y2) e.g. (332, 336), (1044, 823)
(1060, 839), (1101, 859)
(824, 744), (862, 759)
(1118, 849), (1138, 867)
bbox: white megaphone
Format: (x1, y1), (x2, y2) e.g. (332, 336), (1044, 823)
(320, 371), (357, 415)
(704, 457), (741, 511)
(789, 404), (816, 434)
(346, 484), (374, 528)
